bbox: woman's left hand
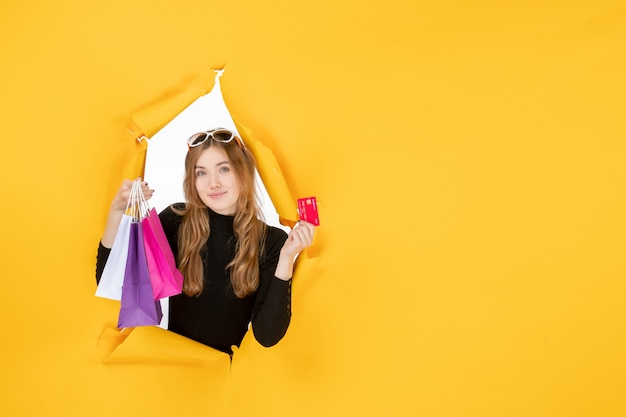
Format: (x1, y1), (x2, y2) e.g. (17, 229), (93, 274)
(274, 221), (316, 280)
(281, 221), (316, 258)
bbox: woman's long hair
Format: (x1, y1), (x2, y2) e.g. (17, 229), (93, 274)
(173, 136), (266, 298)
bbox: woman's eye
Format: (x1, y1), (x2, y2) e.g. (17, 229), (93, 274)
(195, 170), (206, 176)
(219, 166), (230, 173)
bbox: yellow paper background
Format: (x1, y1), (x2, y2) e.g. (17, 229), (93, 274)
(1, 1), (625, 416)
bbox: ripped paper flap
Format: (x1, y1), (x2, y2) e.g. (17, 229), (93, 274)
(97, 326), (230, 365)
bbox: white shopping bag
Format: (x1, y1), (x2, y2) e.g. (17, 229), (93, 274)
(95, 214), (133, 300)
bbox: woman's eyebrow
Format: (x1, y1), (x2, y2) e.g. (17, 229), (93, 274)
(194, 161), (229, 169)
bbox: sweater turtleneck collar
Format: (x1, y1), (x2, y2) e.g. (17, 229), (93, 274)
(207, 207), (235, 234)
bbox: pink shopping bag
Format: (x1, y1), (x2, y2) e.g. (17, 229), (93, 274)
(141, 208), (183, 300)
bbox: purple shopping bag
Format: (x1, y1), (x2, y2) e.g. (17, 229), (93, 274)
(118, 221), (163, 328)
(142, 208), (183, 300)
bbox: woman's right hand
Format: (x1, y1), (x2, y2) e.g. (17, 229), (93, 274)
(102, 178), (154, 248)
(110, 178), (154, 212)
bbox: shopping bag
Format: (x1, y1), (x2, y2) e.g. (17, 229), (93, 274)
(118, 221), (163, 328)
(95, 214), (133, 300)
(142, 207), (184, 300)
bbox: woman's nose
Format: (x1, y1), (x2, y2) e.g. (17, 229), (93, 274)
(209, 174), (221, 188)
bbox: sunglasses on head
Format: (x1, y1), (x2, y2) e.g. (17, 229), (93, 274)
(187, 128), (244, 149)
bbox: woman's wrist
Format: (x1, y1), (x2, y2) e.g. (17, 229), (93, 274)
(101, 208), (124, 248)
(274, 253), (296, 281)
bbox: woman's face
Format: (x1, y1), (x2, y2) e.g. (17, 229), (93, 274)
(194, 146), (240, 215)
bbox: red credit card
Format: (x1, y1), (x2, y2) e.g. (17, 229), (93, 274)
(297, 196), (320, 226)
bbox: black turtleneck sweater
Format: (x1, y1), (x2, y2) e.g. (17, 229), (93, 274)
(96, 205), (291, 354)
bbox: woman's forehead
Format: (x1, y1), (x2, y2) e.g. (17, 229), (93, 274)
(196, 146), (230, 166)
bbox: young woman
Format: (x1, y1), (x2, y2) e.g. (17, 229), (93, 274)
(95, 128), (315, 354)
